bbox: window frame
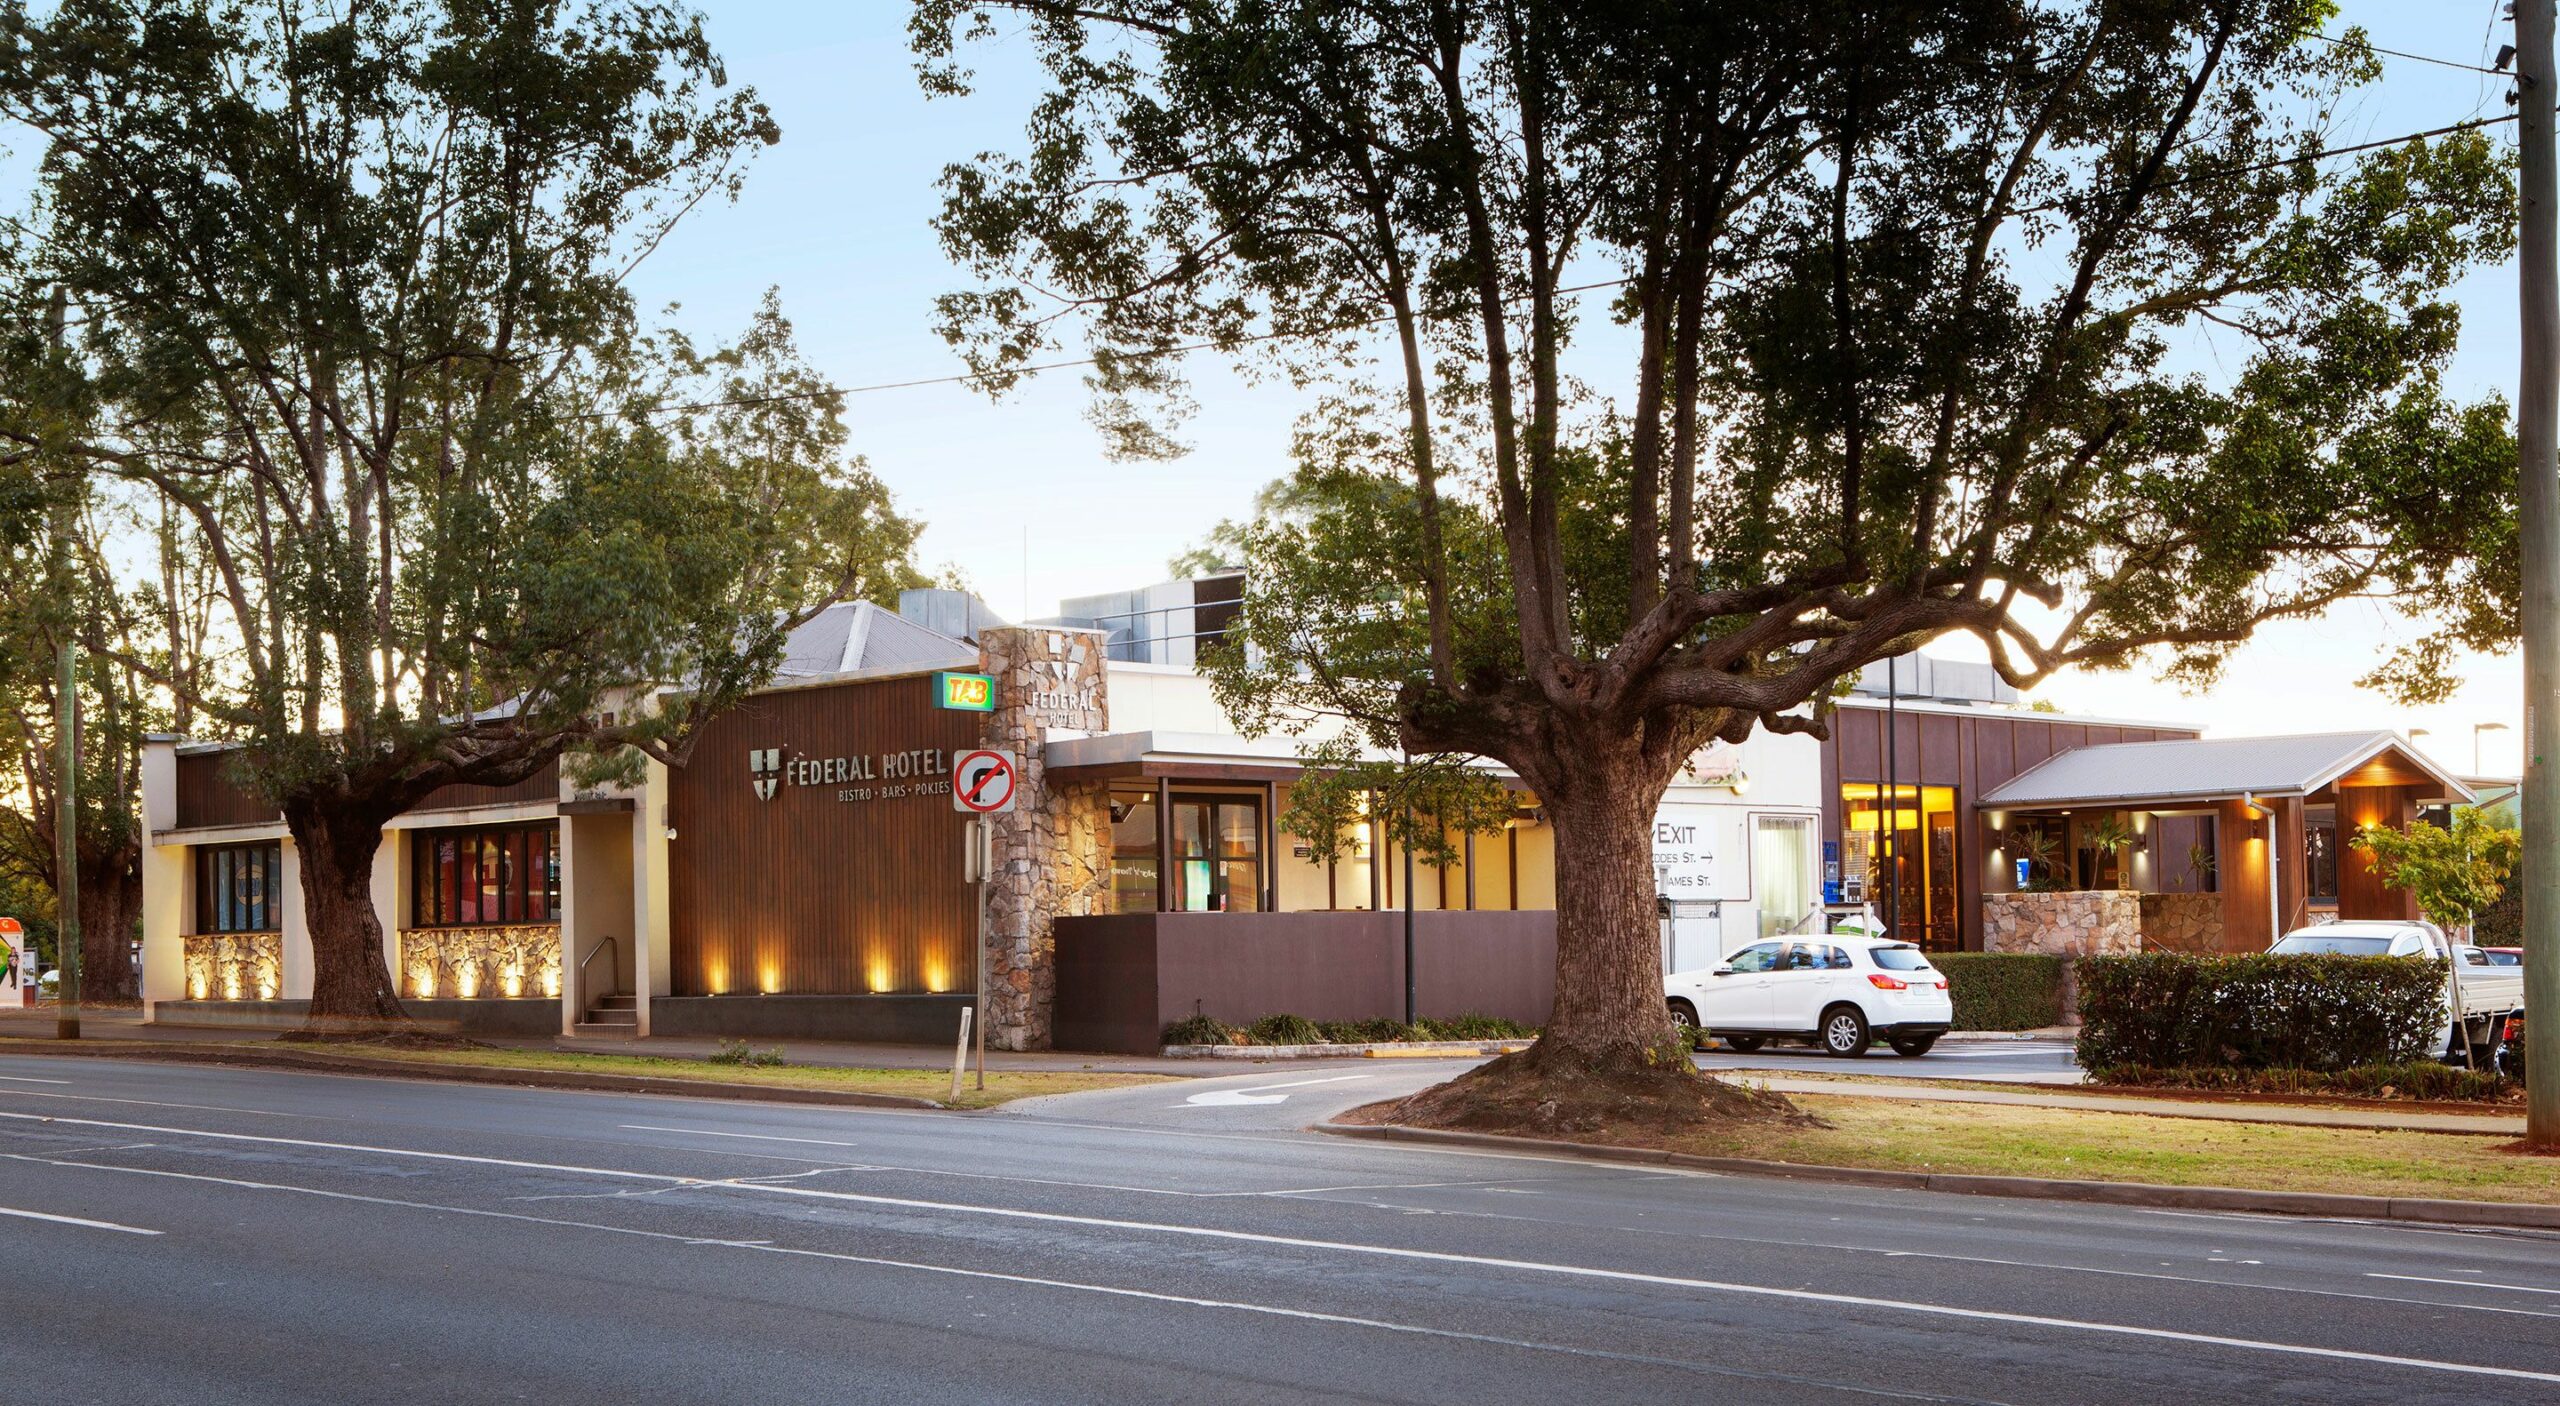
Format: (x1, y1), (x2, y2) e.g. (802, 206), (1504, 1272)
(193, 841), (284, 935)
(409, 822), (560, 929)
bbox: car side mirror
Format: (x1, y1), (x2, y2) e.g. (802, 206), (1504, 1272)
(1711, 964), (1735, 977)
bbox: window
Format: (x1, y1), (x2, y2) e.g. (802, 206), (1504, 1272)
(1822, 945), (1854, 970)
(2304, 815), (2339, 903)
(1871, 945), (1932, 971)
(1726, 942), (1780, 973)
(1109, 790), (1160, 913)
(411, 824), (559, 928)
(1841, 783), (1960, 950)
(1172, 796), (1262, 912)
(1753, 816), (1815, 939)
(195, 842), (282, 934)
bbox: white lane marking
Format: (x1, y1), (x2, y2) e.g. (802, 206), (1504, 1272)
(2370, 1273), (2560, 1297)
(1179, 1074), (1370, 1108)
(0, 1152), (2001, 1404)
(3, 1110), (2554, 1386)
(0, 1203), (161, 1235)
(0, 1074), (72, 1085)
(619, 1125), (865, 1150)
(0, 1087), (324, 1118)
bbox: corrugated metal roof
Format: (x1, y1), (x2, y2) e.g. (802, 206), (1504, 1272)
(1978, 730), (2472, 809)
(775, 600), (975, 681)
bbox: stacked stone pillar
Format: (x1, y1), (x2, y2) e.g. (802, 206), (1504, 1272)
(977, 626), (1113, 1050)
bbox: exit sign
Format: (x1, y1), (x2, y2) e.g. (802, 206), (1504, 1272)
(934, 671), (996, 712)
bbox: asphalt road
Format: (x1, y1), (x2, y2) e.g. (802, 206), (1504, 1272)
(0, 1054), (2553, 1405)
(1697, 1036), (2084, 1084)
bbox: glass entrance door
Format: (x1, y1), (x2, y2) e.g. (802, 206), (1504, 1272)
(1172, 796), (1263, 912)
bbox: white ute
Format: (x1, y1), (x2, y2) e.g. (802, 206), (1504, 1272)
(1666, 935), (1955, 1058)
(2269, 920), (2525, 1069)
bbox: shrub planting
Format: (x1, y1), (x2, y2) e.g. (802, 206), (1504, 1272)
(1160, 1013), (1235, 1047)
(2076, 953), (2446, 1071)
(1932, 954), (2065, 1030)
(2084, 1061), (2517, 1102)
(1160, 1011), (1540, 1047)
(1245, 1013), (1327, 1046)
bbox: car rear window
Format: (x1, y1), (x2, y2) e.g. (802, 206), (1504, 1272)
(2271, 935), (2393, 956)
(1870, 945), (1931, 971)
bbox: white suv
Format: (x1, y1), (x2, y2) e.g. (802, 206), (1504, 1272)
(1666, 936), (1954, 1058)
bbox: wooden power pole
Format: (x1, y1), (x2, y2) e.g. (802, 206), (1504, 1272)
(2518, 0), (2557, 1146)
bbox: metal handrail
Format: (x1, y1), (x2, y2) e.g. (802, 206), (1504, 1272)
(576, 935), (620, 1016)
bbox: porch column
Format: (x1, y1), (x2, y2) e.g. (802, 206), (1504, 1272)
(979, 625), (1113, 1050)
(2216, 799), (2274, 948)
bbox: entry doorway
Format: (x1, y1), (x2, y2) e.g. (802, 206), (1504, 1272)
(1171, 794), (1264, 912)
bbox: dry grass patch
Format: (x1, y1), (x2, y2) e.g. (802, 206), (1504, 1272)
(1646, 1095), (2560, 1204)
(340, 1045), (1169, 1110)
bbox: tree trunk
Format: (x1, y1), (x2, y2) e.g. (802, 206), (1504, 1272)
(284, 797), (410, 1032)
(1386, 722), (1795, 1135)
(74, 848), (141, 1004)
(1533, 732), (1680, 1064)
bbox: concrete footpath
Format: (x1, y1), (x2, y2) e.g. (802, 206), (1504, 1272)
(1728, 1073), (2527, 1137)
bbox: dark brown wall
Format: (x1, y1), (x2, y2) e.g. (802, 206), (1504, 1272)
(1052, 910), (1558, 1053)
(668, 675), (982, 996)
(2335, 783), (2421, 923)
(1822, 707), (2200, 950)
(176, 751), (559, 829)
(416, 762), (559, 813)
(174, 751), (277, 830)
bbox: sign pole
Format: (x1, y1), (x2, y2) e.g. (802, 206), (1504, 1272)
(2522, 0), (2560, 1147)
(45, 288), (77, 1042)
(975, 817), (988, 1091)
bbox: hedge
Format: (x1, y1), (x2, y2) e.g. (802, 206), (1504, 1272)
(2076, 952), (2445, 1071)
(1933, 953), (2065, 1031)
(2083, 1061), (2517, 1102)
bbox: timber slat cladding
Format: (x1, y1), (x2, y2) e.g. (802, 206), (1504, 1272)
(669, 676), (981, 997)
(416, 762), (559, 813)
(175, 751), (277, 829)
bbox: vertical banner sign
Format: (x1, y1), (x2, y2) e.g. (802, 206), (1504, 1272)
(0, 917), (24, 1008)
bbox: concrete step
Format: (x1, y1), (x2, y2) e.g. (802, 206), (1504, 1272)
(571, 1022), (641, 1039)
(592, 995), (637, 1011)
(579, 1008), (639, 1027)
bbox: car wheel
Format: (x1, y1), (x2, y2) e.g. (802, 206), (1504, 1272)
(1889, 1035), (1937, 1058)
(1820, 1005), (1871, 1058)
(1723, 1035), (1768, 1053)
(1667, 999), (1701, 1048)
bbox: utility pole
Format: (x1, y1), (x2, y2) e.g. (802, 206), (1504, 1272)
(2518, 0), (2558, 1146)
(45, 287), (78, 1042)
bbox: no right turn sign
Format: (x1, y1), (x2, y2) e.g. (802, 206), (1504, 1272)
(953, 749), (1019, 814)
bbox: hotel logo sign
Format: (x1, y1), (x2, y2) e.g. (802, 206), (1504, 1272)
(749, 748), (783, 801)
(745, 746), (952, 806)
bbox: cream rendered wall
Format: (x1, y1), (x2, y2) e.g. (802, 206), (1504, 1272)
(631, 758), (673, 1035)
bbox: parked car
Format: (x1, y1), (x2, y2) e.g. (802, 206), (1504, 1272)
(2483, 946), (2523, 967)
(2269, 920), (2524, 1067)
(1666, 935), (1953, 1058)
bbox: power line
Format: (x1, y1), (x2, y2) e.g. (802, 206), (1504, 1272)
(597, 112), (2524, 421)
(2301, 28), (2507, 77)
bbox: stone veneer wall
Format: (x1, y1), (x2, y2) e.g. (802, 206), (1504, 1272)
(1981, 890), (2143, 1021)
(2137, 892), (2228, 954)
(979, 625), (1114, 1050)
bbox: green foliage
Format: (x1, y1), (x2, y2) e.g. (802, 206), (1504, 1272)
(1160, 1013), (1236, 1047)
(1245, 1013), (1326, 1046)
(706, 1039), (786, 1068)
(1280, 735), (1514, 876)
(2083, 1061), (2517, 1102)
(1429, 1012), (1536, 1041)
(1932, 954), (2065, 1031)
(2076, 953), (2448, 1071)
(2354, 805), (2521, 929)
(916, 2), (2516, 1054)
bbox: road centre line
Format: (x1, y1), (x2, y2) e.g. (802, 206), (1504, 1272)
(2369, 1273), (2560, 1296)
(0, 1086), (327, 1118)
(0, 1149), (2004, 1405)
(620, 1125), (868, 1150)
(3, 1108), (2554, 1386)
(0, 1202), (160, 1235)
(0, 1074), (72, 1085)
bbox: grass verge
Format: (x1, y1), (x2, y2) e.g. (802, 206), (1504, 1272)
(1361, 1093), (2560, 1204)
(0, 1038), (1169, 1111)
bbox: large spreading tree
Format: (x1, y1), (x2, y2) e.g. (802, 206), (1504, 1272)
(0, 0), (927, 1030)
(917, 1), (2517, 1114)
